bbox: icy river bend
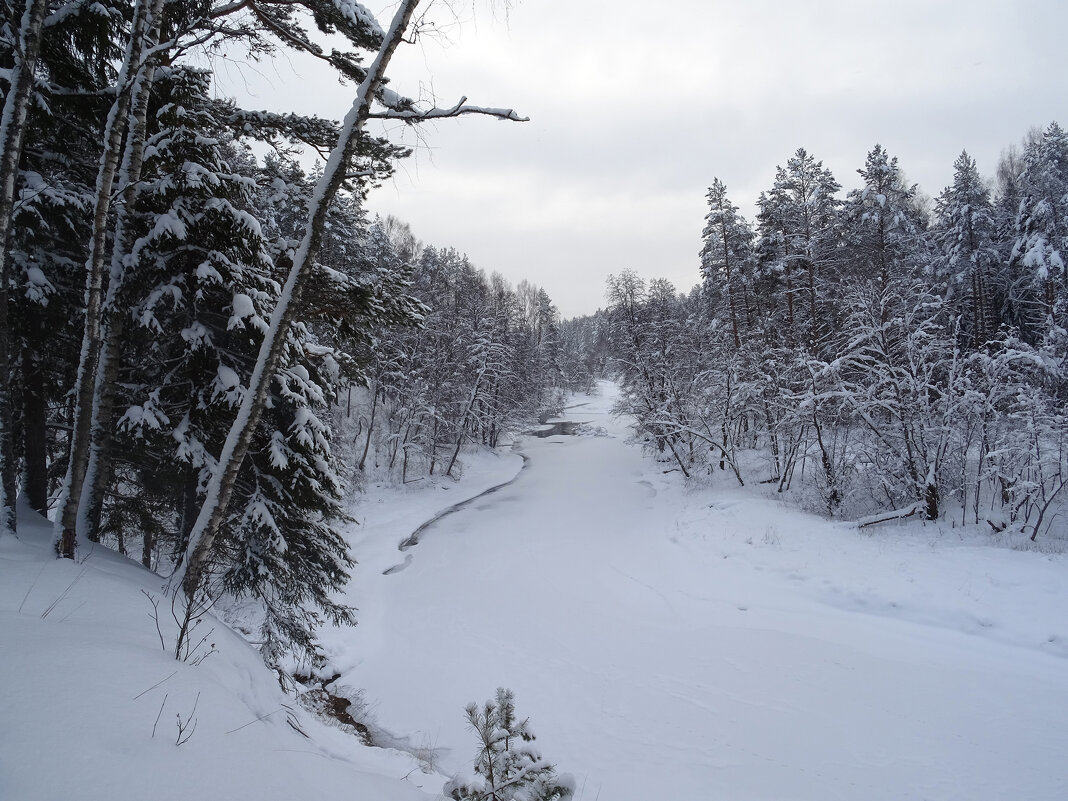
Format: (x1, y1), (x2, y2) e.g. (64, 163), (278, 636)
(330, 381), (1068, 801)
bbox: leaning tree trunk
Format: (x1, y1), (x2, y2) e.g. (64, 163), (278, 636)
(0, 0), (50, 537)
(53, 0), (161, 558)
(173, 0), (426, 608)
(357, 383), (380, 471)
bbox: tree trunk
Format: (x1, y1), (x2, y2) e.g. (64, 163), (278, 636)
(357, 384), (379, 471)
(141, 518), (155, 571)
(429, 415), (439, 476)
(53, 0), (160, 558)
(79, 52), (159, 543)
(0, 0), (50, 537)
(21, 334), (47, 514)
(923, 477), (939, 522)
(173, 0), (426, 606)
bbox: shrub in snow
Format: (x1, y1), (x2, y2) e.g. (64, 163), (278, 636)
(444, 687), (573, 801)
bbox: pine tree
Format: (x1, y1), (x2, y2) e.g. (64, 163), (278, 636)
(444, 688), (573, 801)
(1009, 122), (1068, 342)
(754, 149), (841, 351)
(932, 150), (1003, 348)
(841, 145), (928, 291)
(700, 178), (753, 350)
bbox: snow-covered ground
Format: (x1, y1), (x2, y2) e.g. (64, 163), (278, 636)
(329, 380), (1068, 801)
(0, 500), (439, 801)
(2, 379), (1066, 800)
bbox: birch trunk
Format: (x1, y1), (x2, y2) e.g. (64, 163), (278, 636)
(0, 0), (50, 537)
(54, 0), (160, 557)
(79, 47), (161, 542)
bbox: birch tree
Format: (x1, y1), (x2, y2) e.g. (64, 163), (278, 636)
(0, 0), (49, 537)
(53, 0), (166, 558)
(169, 0), (526, 634)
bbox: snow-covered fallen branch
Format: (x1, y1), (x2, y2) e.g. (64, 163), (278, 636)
(855, 502), (922, 529)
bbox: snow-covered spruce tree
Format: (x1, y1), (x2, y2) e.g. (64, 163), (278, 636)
(1008, 121), (1068, 343)
(754, 149), (841, 353)
(932, 150), (1004, 349)
(444, 688), (573, 801)
(700, 178), (754, 350)
(840, 144), (930, 290)
(1, 0), (126, 515)
(107, 66), (354, 659)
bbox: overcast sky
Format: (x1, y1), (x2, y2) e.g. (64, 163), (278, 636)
(225, 1), (1068, 318)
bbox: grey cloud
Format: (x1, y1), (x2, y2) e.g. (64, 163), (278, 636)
(228, 0), (1068, 316)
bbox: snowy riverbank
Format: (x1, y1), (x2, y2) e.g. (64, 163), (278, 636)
(2, 380), (1066, 800)
(325, 380), (1068, 801)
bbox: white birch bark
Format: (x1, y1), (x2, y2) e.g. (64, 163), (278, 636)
(78, 42), (162, 544)
(0, 0), (50, 538)
(53, 0), (163, 557)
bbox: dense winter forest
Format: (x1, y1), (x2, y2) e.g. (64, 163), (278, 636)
(2, 2), (1067, 800)
(0, 0), (560, 660)
(564, 129), (1068, 539)
(2, 0), (1067, 662)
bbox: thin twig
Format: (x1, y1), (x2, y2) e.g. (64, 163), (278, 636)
(141, 590), (166, 650)
(18, 563), (47, 613)
(152, 694), (168, 738)
(132, 671), (178, 701)
(226, 707), (285, 734)
(41, 567), (88, 619)
(175, 692), (200, 746)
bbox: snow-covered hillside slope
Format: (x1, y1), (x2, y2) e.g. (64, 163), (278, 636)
(0, 502), (443, 801)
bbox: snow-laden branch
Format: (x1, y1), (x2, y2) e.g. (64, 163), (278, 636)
(369, 95), (528, 123)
